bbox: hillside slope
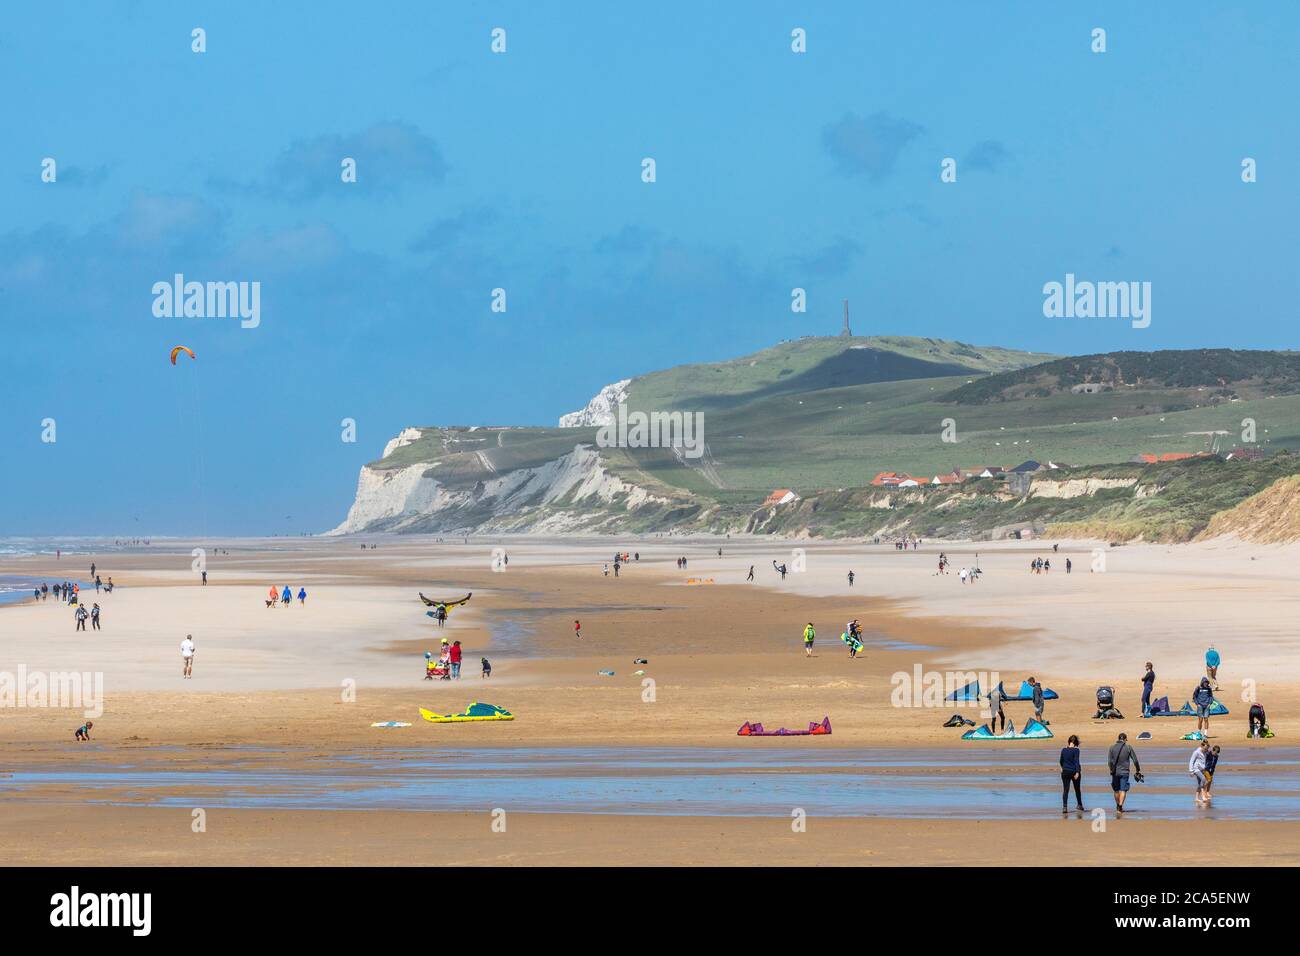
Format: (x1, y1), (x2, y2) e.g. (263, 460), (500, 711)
(330, 340), (1300, 539)
(1197, 474), (1300, 543)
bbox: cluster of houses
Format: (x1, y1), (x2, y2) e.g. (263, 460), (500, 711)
(869, 460), (1062, 488)
(760, 446), (1267, 508)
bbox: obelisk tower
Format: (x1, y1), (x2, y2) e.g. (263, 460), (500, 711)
(841, 299), (852, 337)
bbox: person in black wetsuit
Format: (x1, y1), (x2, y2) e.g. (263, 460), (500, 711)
(1141, 662), (1156, 716)
(1060, 734), (1084, 813)
(1248, 702), (1268, 737)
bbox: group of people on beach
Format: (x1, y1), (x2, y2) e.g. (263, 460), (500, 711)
(31, 574), (114, 631)
(424, 638), (491, 680)
(266, 585), (307, 607)
(1059, 732), (1223, 814)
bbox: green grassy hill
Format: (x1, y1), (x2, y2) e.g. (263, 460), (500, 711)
(350, 339), (1300, 540)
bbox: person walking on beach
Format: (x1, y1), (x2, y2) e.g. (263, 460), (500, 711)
(747, 565), (754, 581)
(1060, 734), (1085, 813)
(989, 683), (1005, 733)
(1205, 645), (1221, 690)
(847, 570), (855, 587)
(1107, 732), (1143, 815)
(574, 619), (582, 640)
(298, 587), (307, 605)
(91, 603), (101, 631)
(180, 634), (195, 679)
(603, 563), (609, 577)
(450, 640), (463, 679)
(201, 570), (207, 585)
(1029, 676), (1047, 724)
(1141, 662), (1156, 716)
(74, 604), (88, 631)
(1065, 557), (1072, 574)
(481, 656), (492, 678)
(803, 622), (815, 657)
(281, 585), (292, 606)
(268, 584), (278, 608)
(1192, 677), (1215, 735)
(1204, 745), (1220, 802)
(1190, 739), (1211, 806)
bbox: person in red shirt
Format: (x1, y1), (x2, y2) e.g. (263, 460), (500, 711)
(449, 640), (463, 679)
(574, 619), (582, 640)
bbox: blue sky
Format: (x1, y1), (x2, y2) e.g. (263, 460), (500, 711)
(2, 1), (1295, 535)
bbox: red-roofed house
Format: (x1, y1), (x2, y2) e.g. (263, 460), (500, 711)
(871, 472), (913, 487)
(762, 488), (799, 507)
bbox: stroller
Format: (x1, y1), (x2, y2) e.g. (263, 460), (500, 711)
(424, 652), (451, 681)
(1094, 685), (1124, 719)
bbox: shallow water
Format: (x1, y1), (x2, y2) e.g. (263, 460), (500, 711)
(0, 575), (90, 606)
(4, 746), (1296, 820)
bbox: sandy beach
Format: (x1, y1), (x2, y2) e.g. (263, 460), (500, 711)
(2, 535), (1296, 865)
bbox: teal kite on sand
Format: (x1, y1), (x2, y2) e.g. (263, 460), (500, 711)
(961, 718), (1053, 740)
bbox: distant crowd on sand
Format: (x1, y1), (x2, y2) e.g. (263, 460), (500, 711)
(603, 551), (640, 577)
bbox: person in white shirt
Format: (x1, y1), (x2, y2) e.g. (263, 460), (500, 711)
(1188, 740), (1210, 806)
(959, 567), (969, 584)
(180, 635), (196, 679)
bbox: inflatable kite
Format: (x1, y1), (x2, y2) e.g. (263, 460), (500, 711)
(170, 345), (195, 365)
(946, 679), (1059, 703)
(1143, 697), (1229, 717)
(737, 717), (832, 737)
(961, 718), (1053, 740)
(419, 702), (514, 723)
(418, 592), (472, 608)
(997, 680), (1059, 701)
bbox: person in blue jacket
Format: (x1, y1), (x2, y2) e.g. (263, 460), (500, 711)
(281, 585), (292, 606)
(1060, 734), (1084, 813)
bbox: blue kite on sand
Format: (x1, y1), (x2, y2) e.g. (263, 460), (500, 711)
(946, 679), (1058, 703)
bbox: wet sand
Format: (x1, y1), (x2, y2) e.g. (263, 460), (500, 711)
(3, 804), (1297, 867)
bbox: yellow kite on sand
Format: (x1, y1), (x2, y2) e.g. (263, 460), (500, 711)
(420, 702), (514, 723)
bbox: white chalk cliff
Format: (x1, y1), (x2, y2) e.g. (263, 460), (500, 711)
(558, 379), (631, 427)
(328, 434), (676, 535)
